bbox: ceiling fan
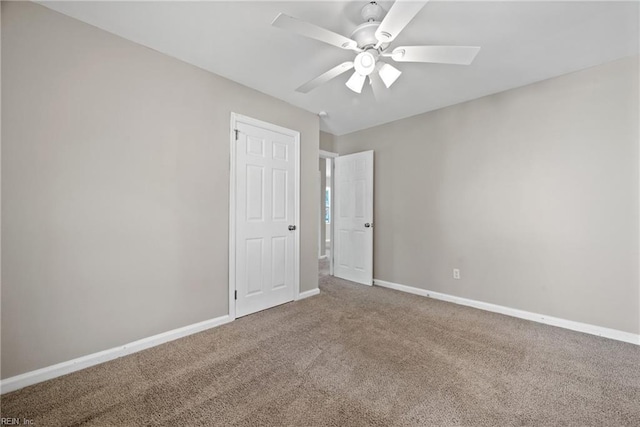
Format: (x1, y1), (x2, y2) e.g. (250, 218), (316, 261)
(272, 0), (480, 95)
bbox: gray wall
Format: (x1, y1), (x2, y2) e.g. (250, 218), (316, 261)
(1, 1), (319, 379)
(336, 56), (639, 334)
(319, 131), (335, 152)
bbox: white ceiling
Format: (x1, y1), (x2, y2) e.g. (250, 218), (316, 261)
(40, 1), (639, 135)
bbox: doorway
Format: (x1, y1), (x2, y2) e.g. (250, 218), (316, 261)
(318, 150), (374, 285)
(319, 150), (338, 278)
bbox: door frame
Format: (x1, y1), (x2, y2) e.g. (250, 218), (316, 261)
(319, 150), (338, 276)
(229, 113), (301, 320)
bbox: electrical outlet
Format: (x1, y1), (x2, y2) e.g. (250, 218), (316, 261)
(453, 268), (461, 280)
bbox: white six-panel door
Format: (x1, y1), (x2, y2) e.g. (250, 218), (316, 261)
(333, 151), (374, 285)
(232, 117), (298, 318)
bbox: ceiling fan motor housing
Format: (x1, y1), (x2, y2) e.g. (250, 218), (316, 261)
(350, 2), (388, 50)
(351, 22), (389, 50)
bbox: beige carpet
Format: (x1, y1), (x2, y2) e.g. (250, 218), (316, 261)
(2, 263), (639, 426)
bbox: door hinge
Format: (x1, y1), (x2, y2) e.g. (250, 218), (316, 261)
(234, 290), (237, 300)
(234, 129), (239, 140)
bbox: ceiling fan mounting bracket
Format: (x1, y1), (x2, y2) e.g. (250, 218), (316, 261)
(391, 49), (405, 61)
(361, 2), (384, 23)
(377, 31), (392, 41)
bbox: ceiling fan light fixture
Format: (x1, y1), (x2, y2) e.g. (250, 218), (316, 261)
(354, 51), (377, 76)
(345, 71), (366, 93)
(378, 63), (402, 88)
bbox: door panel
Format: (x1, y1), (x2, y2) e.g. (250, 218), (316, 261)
(246, 239), (263, 295)
(272, 169), (287, 220)
(246, 165), (264, 221)
(334, 151), (374, 285)
(235, 120), (297, 317)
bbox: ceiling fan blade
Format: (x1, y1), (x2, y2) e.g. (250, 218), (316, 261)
(345, 71), (366, 94)
(389, 46), (481, 65)
(296, 62), (354, 93)
(375, 0), (429, 45)
(272, 13), (359, 52)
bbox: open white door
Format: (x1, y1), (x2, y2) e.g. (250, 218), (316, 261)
(231, 115), (299, 318)
(333, 151), (374, 285)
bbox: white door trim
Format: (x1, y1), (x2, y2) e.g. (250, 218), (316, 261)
(318, 171), (323, 259)
(319, 151), (338, 276)
(229, 113), (300, 320)
(319, 149), (338, 159)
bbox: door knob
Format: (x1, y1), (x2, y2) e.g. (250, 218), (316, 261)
(288, 225), (297, 231)
(364, 223), (372, 228)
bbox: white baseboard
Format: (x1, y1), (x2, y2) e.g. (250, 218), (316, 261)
(296, 288), (320, 300)
(0, 314), (233, 395)
(373, 279), (639, 346)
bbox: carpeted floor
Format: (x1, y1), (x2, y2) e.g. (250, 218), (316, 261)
(2, 261), (639, 426)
